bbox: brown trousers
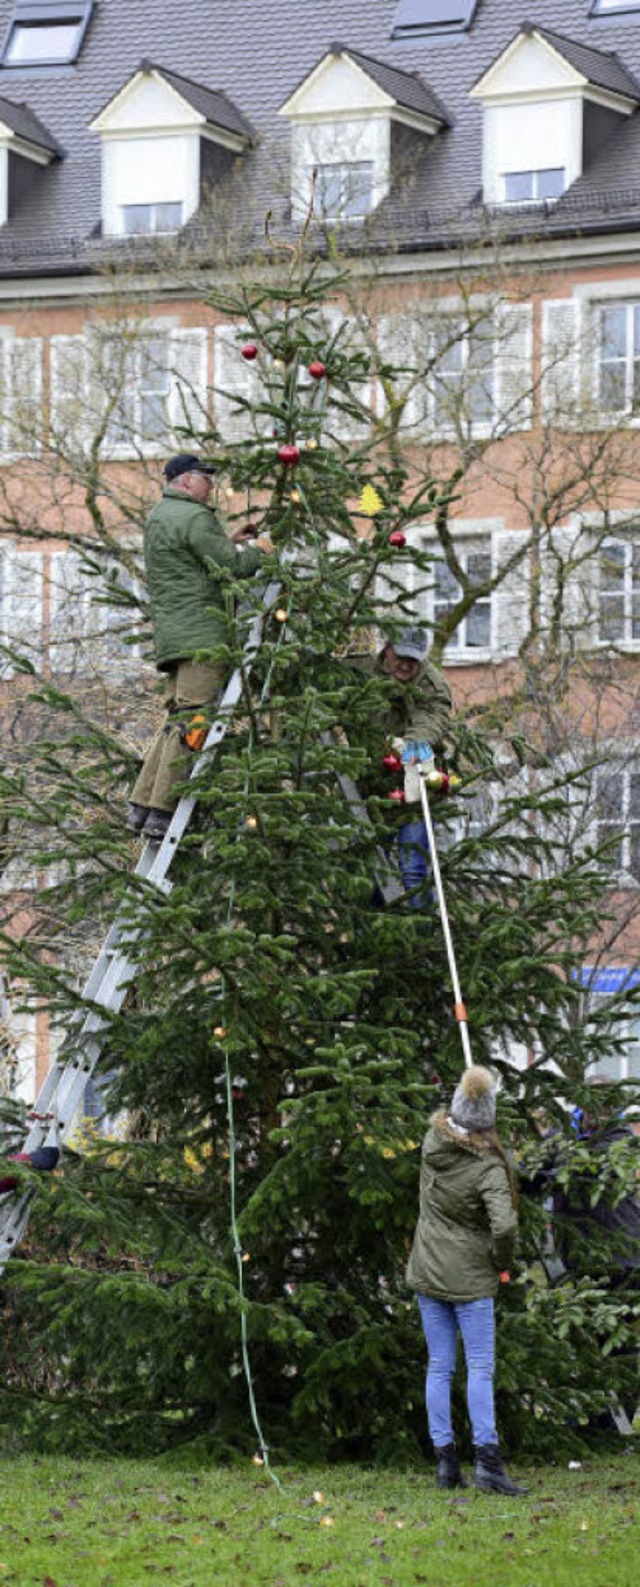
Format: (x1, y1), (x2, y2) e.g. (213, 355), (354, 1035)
(131, 658), (225, 813)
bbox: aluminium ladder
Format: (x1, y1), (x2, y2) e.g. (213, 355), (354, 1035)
(0, 586), (401, 1273)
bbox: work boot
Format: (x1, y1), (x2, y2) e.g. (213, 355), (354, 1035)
(142, 808), (173, 841)
(474, 1444), (529, 1496)
(435, 1444), (468, 1489)
(127, 802), (149, 834)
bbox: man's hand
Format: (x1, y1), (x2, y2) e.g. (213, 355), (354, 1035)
(255, 535), (275, 553)
(231, 525), (259, 543)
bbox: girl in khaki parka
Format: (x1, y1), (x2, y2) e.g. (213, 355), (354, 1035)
(407, 1065), (527, 1495)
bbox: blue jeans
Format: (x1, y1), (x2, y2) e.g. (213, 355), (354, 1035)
(418, 1295), (498, 1449)
(397, 818), (430, 909)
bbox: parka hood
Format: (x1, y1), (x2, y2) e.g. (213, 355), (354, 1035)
(426, 1108), (497, 1162)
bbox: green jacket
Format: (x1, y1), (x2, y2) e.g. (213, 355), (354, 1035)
(144, 488), (264, 671)
(347, 651), (452, 751)
(406, 1111), (518, 1302)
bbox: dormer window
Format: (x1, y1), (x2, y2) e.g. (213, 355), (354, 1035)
(90, 62), (253, 238)
(279, 43), (450, 225)
(2, 3), (94, 68)
(471, 25), (640, 208)
(0, 93), (62, 224)
(391, 0), (479, 39)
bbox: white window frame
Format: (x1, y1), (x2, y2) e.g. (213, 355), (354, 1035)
(593, 758), (640, 888)
(121, 201), (184, 237)
(313, 160), (375, 223)
(592, 298), (640, 424)
(596, 533), (640, 647)
(591, 1), (640, 15)
(50, 323), (208, 461)
(408, 522), (530, 665)
(501, 167), (566, 205)
(1, 3), (93, 68)
(379, 300), (533, 442)
(583, 984), (640, 1086)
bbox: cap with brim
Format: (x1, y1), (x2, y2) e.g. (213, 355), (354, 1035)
(164, 453), (218, 481)
(391, 628), (428, 663)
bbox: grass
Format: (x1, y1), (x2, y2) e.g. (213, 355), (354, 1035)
(0, 1451), (638, 1586)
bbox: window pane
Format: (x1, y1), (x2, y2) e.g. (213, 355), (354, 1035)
(594, 1), (640, 12)
(599, 362), (626, 411)
(601, 305), (627, 360)
(465, 599), (491, 648)
(5, 22), (80, 63)
(600, 542), (625, 592)
(629, 822), (640, 881)
(597, 772), (623, 822)
(123, 205), (153, 236)
(343, 163), (374, 218)
(392, 0), (474, 30)
(316, 165), (343, 218)
(536, 168), (565, 200)
(504, 172), (533, 203)
(632, 544), (640, 638)
(467, 551), (491, 588)
(154, 202), (182, 232)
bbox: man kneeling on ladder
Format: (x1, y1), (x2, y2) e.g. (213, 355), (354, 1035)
(128, 453), (273, 841)
(351, 628), (452, 906)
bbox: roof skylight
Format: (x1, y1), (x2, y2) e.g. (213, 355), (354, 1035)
(391, 0), (478, 39)
(2, 2), (94, 67)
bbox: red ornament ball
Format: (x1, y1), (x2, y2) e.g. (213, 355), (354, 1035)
(382, 751), (402, 773)
(388, 530), (406, 549)
(278, 443), (300, 467)
(308, 360), (326, 380)
(388, 788), (406, 804)
(241, 342), (258, 361)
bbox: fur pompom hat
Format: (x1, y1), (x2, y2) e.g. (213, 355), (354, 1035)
(450, 1065), (497, 1131)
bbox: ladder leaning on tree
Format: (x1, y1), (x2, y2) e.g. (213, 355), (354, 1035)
(0, 579), (402, 1276)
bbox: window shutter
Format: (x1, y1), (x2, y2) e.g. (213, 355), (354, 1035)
(495, 304), (533, 433)
(50, 335), (91, 456)
(49, 549), (89, 673)
(214, 324), (268, 444)
(169, 327), (208, 444)
(376, 313), (428, 434)
(1, 547), (43, 677)
(493, 529), (531, 658)
(309, 306), (371, 444)
(539, 524), (597, 650)
(3, 339), (43, 457)
(540, 300), (582, 423)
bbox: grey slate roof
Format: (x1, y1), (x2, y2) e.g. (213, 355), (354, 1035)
(2, 2), (640, 273)
(0, 92), (63, 155)
(326, 42), (452, 126)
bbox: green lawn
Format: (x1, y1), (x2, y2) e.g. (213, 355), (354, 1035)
(0, 1452), (638, 1586)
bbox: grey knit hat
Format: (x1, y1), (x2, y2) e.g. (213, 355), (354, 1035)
(450, 1065), (497, 1131)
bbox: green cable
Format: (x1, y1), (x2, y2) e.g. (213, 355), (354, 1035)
(219, 608), (287, 1490)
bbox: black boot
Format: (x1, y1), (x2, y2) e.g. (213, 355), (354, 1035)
(435, 1444), (468, 1490)
(474, 1444), (529, 1496)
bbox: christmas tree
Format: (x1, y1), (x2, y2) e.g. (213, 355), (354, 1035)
(0, 250), (637, 1462)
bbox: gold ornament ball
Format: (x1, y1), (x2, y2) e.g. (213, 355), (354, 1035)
(275, 607), (288, 623)
(290, 489), (301, 504)
(425, 769), (444, 791)
(245, 815), (258, 829)
(305, 437), (318, 450)
(225, 486), (234, 498)
(213, 1024), (227, 1039)
(274, 358), (284, 371)
(449, 774), (462, 791)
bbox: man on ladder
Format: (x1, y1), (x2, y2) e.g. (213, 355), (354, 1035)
(128, 453), (273, 841)
(348, 628), (453, 906)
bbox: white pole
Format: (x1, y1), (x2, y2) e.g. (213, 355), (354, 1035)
(418, 770), (473, 1069)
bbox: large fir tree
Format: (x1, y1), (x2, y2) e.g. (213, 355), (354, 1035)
(0, 253), (638, 1462)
